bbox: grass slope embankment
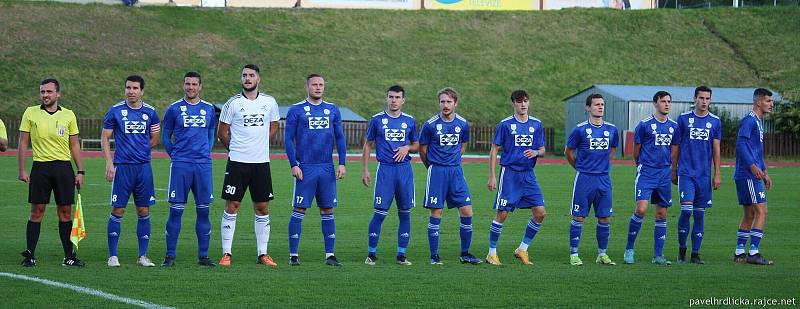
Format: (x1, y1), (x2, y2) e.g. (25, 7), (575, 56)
(0, 2), (797, 129)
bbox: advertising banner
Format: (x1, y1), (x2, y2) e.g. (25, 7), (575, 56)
(542, 0), (655, 10)
(427, 0), (540, 10)
(227, 0), (297, 7)
(304, 0), (419, 9)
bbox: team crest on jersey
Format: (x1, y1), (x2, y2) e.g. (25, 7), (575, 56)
(439, 133), (459, 146)
(455, 126), (461, 133)
(121, 109), (128, 117)
(654, 134), (672, 146)
(604, 131), (609, 137)
(705, 122), (712, 129)
(510, 124), (517, 134)
(589, 138), (610, 150)
(183, 115), (206, 127)
(436, 123), (443, 134)
(200, 109), (207, 115)
(304, 106), (311, 112)
(528, 127), (534, 133)
(651, 123), (657, 133)
(324, 109), (330, 115)
(689, 128), (710, 140)
(669, 127), (674, 133)
(514, 134), (533, 147)
(180, 106), (187, 112)
(401, 122), (408, 129)
(243, 114), (265, 127)
(124, 121), (147, 134)
(384, 129), (406, 141)
(308, 116), (330, 129)
(142, 114), (149, 121)
(585, 128), (592, 138)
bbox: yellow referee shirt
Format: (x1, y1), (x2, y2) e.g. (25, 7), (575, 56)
(0, 118), (7, 141)
(20, 105), (79, 162)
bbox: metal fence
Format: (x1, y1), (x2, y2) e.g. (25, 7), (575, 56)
(1, 118), (555, 153)
(718, 132), (800, 157)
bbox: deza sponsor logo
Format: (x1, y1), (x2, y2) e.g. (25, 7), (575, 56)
(243, 114), (265, 127)
(385, 129), (406, 142)
(514, 134), (533, 147)
(439, 133), (459, 146)
(589, 138), (610, 150)
(654, 134), (672, 145)
(689, 128), (710, 140)
(183, 115), (207, 127)
(308, 117), (330, 129)
(124, 121), (146, 134)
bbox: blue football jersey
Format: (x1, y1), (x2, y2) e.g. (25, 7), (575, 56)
(492, 115), (546, 172)
(634, 115), (679, 168)
(419, 114), (470, 166)
(672, 111), (722, 178)
(103, 101), (160, 164)
(284, 100), (347, 167)
(734, 111), (765, 180)
(567, 120), (619, 175)
(366, 111), (418, 164)
(162, 98), (216, 163)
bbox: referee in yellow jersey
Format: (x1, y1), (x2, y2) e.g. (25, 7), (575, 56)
(0, 117), (8, 151)
(18, 79), (85, 267)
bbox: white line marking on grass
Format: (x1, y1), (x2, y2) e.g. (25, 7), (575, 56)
(0, 272), (174, 309)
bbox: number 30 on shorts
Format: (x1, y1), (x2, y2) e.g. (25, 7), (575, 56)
(224, 185), (236, 195)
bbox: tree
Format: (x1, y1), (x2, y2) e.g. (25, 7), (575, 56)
(769, 102), (800, 138)
(709, 106), (739, 144)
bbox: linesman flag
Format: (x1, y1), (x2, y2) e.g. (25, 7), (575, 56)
(70, 189), (86, 248)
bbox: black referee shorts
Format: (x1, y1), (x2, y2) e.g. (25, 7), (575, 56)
(221, 160), (274, 203)
(28, 161), (75, 205)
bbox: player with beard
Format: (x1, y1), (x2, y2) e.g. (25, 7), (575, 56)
(217, 64), (281, 267)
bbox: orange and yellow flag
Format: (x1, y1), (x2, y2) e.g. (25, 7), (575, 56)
(70, 191), (86, 248)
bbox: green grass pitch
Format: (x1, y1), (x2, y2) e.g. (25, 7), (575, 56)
(0, 156), (798, 307)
